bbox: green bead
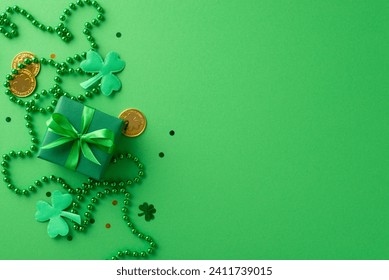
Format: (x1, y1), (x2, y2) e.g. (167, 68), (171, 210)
(7, 184), (15, 190)
(84, 22), (92, 29)
(59, 15), (66, 21)
(54, 76), (62, 83)
(64, 9), (71, 15)
(46, 26), (54, 32)
(22, 190), (29, 196)
(6, 74), (13, 80)
(4, 89), (11, 95)
(147, 248), (153, 254)
(83, 28), (90, 35)
(41, 176), (49, 182)
(29, 186), (36, 192)
(84, 0), (92, 5)
(3, 81), (10, 87)
(132, 252), (139, 257)
(76, 0), (84, 6)
(150, 242), (156, 248)
(91, 42), (98, 49)
(25, 151), (32, 157)
(69, 3), (77, 10)
(140, 252), (146, 257)
(122, 215), (129, 221)
(66, 57), (74, 64)
(30, 145), (38, 151)
(97, 14), (104, 21)
(9, 151), (16, 157)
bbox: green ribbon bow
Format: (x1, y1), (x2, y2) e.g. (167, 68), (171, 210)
(41, 106), (115, 170)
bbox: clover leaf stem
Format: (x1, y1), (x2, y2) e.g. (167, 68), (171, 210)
(80, 72), (104, 89)
(61, 211), (82, 224)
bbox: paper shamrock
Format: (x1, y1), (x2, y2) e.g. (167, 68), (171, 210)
(138, 202), (156, 221)
(80, 50), (125, 96)
(35, 190), (81, 238)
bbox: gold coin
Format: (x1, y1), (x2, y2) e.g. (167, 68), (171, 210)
(11, 51), (40, 76)
(9, 69), (37, 97)
(118, 108), (147, 137)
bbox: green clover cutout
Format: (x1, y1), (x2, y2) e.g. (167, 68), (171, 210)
(80, 50), (126, 96)
(35, 190), (81, 238)
(138, 202), (156, 221)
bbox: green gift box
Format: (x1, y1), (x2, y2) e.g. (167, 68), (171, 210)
(38, 96), (124, 180)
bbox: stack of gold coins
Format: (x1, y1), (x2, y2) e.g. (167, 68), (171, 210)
(9, 51), (40, 98)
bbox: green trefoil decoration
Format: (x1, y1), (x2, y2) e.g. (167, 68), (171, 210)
(138, 202), (156, 221)
(35, 190), (81, 238)
(80, 50), (125, 96)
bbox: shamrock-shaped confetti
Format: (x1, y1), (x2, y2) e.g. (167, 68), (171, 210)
(35, 190), (81, 238)
(138, 202), (156, 221)
(80, 50), (125, 96)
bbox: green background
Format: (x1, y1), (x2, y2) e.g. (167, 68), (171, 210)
(0, 0), (388, 260)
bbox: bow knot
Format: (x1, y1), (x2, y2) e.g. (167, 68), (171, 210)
(41, 106), (115, 170)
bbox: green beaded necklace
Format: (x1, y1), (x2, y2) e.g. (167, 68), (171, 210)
(1, 0), (157, 260)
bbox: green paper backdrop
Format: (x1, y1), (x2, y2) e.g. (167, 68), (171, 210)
(0, 0), (388, 260)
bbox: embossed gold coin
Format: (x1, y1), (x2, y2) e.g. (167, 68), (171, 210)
(118, 108), (147, 137)
(11, 51), (40, 76)
(9, 69), (36, 97)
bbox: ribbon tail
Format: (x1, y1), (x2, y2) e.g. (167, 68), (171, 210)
(65, 140), (82, 170)
(81, 141), (101, 166)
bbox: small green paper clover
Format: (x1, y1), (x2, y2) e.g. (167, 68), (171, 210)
(80, 50), (125, 96)
(35, 190), (81, 238)
(138, 202), (156, 221)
